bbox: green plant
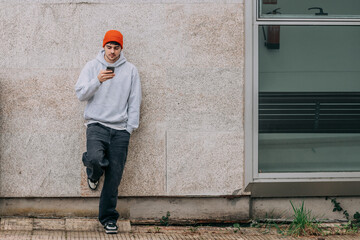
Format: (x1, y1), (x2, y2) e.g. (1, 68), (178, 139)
(326, 197), (360, 232)
(284, 201), (323, 237)
(154, 226), (161, 233)
(354, 212), (360, 223)
(326, 197), (349, 220)
(233, 223), (241, 233)
(160, 211), (171, 226)
(188, 226), (199, 233)
(342, 221), (356, 233)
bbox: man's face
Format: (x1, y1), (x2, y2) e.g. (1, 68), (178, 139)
(104, 43), (122, 63)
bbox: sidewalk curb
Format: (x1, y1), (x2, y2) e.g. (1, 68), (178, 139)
(1, 218), (360, 240)
(0, 217), (131, 232)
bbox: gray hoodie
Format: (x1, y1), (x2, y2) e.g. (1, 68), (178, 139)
(75, 50), (141, 134)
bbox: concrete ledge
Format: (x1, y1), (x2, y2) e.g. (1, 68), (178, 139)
(0, 217), (131, 232)
(0, 197), (250, 222)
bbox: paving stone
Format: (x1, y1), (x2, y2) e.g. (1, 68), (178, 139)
(33, 218), (65, 231)
(65, 218), (103, 232)
(116, 220), (132, 233)
(32, 230), (66, 239)
(0, 231), (33, 240)
(0, 217), (33, 231)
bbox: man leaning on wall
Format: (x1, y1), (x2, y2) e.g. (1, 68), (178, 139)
(75, 30), (142, 234)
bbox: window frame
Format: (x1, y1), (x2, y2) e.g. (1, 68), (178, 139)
(244, 0), (360, 193)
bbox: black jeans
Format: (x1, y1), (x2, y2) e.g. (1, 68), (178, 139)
(82, 123), (130, 225)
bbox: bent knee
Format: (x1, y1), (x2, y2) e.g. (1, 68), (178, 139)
(85, 151), (105, 165)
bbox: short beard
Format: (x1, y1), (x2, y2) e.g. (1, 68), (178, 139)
(105, 53), (120, 63)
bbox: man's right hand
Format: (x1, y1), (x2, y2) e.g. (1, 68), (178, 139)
(98, 70), (115, 83)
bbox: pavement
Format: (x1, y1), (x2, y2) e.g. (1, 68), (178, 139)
(1, 217), (360, 240)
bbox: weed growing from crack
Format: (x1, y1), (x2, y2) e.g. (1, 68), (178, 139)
(283, 201), (323, 237)
(232, 223), (241, 233)
(154, 226), (161, 233)
(160, 211), (170, 226)
(188, 226), (199, 233)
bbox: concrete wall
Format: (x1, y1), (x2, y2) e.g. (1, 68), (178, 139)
(2, 0), (360, 222)
(0, 0), (245, 198)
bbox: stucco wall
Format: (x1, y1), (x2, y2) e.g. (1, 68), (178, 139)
(0, 0), (245, 197)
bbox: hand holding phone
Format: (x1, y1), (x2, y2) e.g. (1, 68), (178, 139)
(98, 69), (115, 83)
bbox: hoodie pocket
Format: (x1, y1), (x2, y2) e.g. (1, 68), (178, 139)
(85, 103), (127, 123)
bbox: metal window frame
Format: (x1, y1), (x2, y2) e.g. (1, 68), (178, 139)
(244, 0), (360, 195)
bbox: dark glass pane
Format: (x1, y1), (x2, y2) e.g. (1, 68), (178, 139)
(258, 26), (360, 173)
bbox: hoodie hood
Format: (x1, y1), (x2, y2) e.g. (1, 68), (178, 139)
(96, 49), (127, 67)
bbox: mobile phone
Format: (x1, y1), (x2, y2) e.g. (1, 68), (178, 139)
(106, 66), (115, 73)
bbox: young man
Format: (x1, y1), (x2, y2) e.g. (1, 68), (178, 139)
(75, 30), (141, 234)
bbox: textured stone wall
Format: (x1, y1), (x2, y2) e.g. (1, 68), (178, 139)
(0, 0), (245, 197)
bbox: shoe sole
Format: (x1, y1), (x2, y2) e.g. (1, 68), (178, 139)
(87, 179), (98, 190)
(105, 230), (118, 234)
(88, 185), (97, 190)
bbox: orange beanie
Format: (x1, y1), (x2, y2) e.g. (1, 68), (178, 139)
(102, 30), (123, 48)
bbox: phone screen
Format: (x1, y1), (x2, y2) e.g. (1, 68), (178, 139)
(106, 67), (115, 73)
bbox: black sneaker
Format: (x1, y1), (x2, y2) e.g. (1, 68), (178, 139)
(87, 178), (99, 190)
(104, 222), (118, 234)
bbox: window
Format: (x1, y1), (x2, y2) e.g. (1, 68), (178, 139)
(244, 0), (360, 196)
(259, 0), (360, 19)
(258, 25), (360, 173)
